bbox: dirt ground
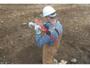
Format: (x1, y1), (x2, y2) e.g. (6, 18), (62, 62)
(0, 4), (90, 64)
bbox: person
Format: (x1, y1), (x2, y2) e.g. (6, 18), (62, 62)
(28, 6), (63, 64)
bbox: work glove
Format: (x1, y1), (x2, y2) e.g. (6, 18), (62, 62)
(28, 22), (41, 34)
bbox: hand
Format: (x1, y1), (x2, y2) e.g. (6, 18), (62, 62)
(28, 22), (36, 28)
(28, 21), (41, 34)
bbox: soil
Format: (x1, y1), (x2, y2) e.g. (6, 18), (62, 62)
(0, 4), (90, 64)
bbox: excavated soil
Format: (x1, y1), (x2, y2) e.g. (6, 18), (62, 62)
(0, 4), (90, 64)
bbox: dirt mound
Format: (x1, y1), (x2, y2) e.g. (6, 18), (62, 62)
(0, 5), (90, 64)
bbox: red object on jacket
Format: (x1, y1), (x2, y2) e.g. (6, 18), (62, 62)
(34, 18), (48, 32)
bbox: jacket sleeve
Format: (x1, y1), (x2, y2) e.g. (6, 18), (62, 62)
(35, 21), (63, 47)
(55, 21), (63, 35)
(35, 34), (51, 47)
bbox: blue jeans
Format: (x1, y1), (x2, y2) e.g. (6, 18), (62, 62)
(35, 34), (55, 47)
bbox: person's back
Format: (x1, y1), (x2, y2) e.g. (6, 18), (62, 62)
(42, 20), (63, 64)
(28, 6), (63, 64)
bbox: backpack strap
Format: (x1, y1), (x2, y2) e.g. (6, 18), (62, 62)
(55, 28), (59, 36)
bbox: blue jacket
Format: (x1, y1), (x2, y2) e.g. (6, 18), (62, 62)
(35, 20), (63, 47)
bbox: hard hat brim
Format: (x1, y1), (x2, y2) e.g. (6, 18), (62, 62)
(49, 13), (57, 17)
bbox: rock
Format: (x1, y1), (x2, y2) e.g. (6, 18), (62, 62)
(0, 47), (3, 49)
(53, 58), (58, 64)
(59, 59), (67, 64)
(1, 20), (4, 23)
(22, 23), (27, 25)
(71, 58), (77, 63)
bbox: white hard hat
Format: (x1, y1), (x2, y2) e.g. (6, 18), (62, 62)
(43, 6), (56, 17)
